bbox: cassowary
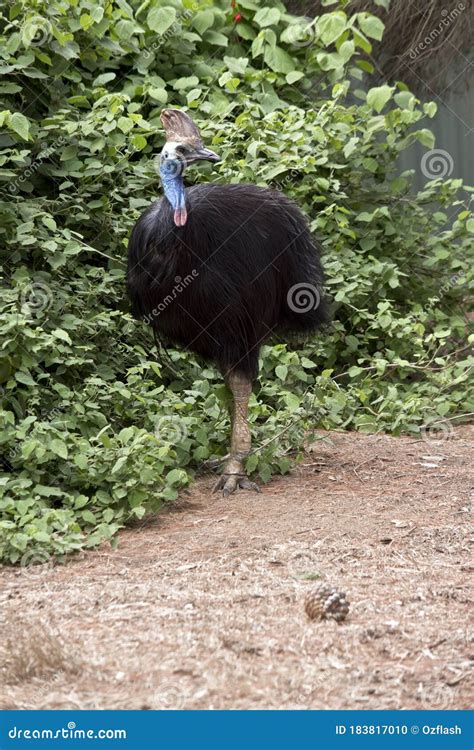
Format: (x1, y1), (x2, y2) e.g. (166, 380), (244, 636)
(127, 109), (328, 496)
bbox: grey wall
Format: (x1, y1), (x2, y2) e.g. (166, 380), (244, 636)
(398, 82), (473, 191)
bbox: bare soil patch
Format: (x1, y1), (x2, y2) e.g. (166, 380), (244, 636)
(1, 427), (473, 709)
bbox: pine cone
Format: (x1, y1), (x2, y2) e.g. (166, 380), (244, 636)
(304, 583), (349, 622)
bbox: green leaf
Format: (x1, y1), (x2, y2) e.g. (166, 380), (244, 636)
(112, 455), (128, 474)
(117, 116), (134, 133)
(82, 510), (97, 525)
(343, 136), (359, 158)
(286, 71), (304, 84)
(33, 531), (51, 543)
(93, 72), (116, 87)
(416, 129), (435, 148)
(284, 393), (300, 410)
(353, 29), (372, 54)
(60, 145), (78, 161)
(317, 12), (347, 45)
(148, 87), (167, 103)
(224, 56), (249, 75)
(167, 468), (186, 485)
(254, 8), (281, 27)
(52, 329), (72, 344)
(0, 83), (21, 94)
(204, 30), (228, 46)
(235, 22), (256, 40)
(50, 439), (68, 459)
(366, 84), (393, 112)
(9, 112), (30, 140)
(147, 6), (176, 34)
(357, 13), (385, 41)
(423, 102), (437, 118)
(192, 10), (214, 35)
(394, 91), (415, 110)
(91, 6), (104, 22)
(264, 45), (295, 74)
(131, 134), (147, 150)
(186, 88), (202, 103)
(173, 75), (199, 90)
(339, 40), (355, 62)
(74, 495), (89, 508)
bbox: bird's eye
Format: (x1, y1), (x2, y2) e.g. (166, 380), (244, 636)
(175, 145), (187, 155)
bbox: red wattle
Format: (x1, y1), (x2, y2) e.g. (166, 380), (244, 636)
(174, 207), (187, 226)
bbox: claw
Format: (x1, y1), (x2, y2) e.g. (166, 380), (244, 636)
(239, 477), (260, 493)
(213, 474), (260, 497)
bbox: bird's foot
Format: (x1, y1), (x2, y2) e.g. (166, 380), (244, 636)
(213, 473), (260, 498)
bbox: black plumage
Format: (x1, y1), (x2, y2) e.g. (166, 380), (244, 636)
(127, 182), (328, 380)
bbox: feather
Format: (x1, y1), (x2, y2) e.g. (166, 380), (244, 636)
(160, 109), (204, 149)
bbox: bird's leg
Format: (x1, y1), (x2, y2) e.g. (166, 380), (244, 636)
(213, 371), (260, 497)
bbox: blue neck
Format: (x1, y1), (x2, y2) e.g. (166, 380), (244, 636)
(160, 160), (186, 215)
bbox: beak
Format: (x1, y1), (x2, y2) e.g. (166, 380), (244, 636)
(193, 147), (221, 163)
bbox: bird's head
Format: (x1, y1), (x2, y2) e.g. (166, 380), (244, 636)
(159, 109), (220, 171)
(159, 109), (220, 227)
(160, 140), (221, 170)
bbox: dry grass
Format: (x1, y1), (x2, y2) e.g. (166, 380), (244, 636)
(0, 615), (81, 686)
(0, 426), (473, 709)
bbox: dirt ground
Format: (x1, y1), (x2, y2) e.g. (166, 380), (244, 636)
(1, 426), (473, 710)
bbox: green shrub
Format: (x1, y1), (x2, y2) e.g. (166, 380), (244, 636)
(0, 0), (472, 563)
